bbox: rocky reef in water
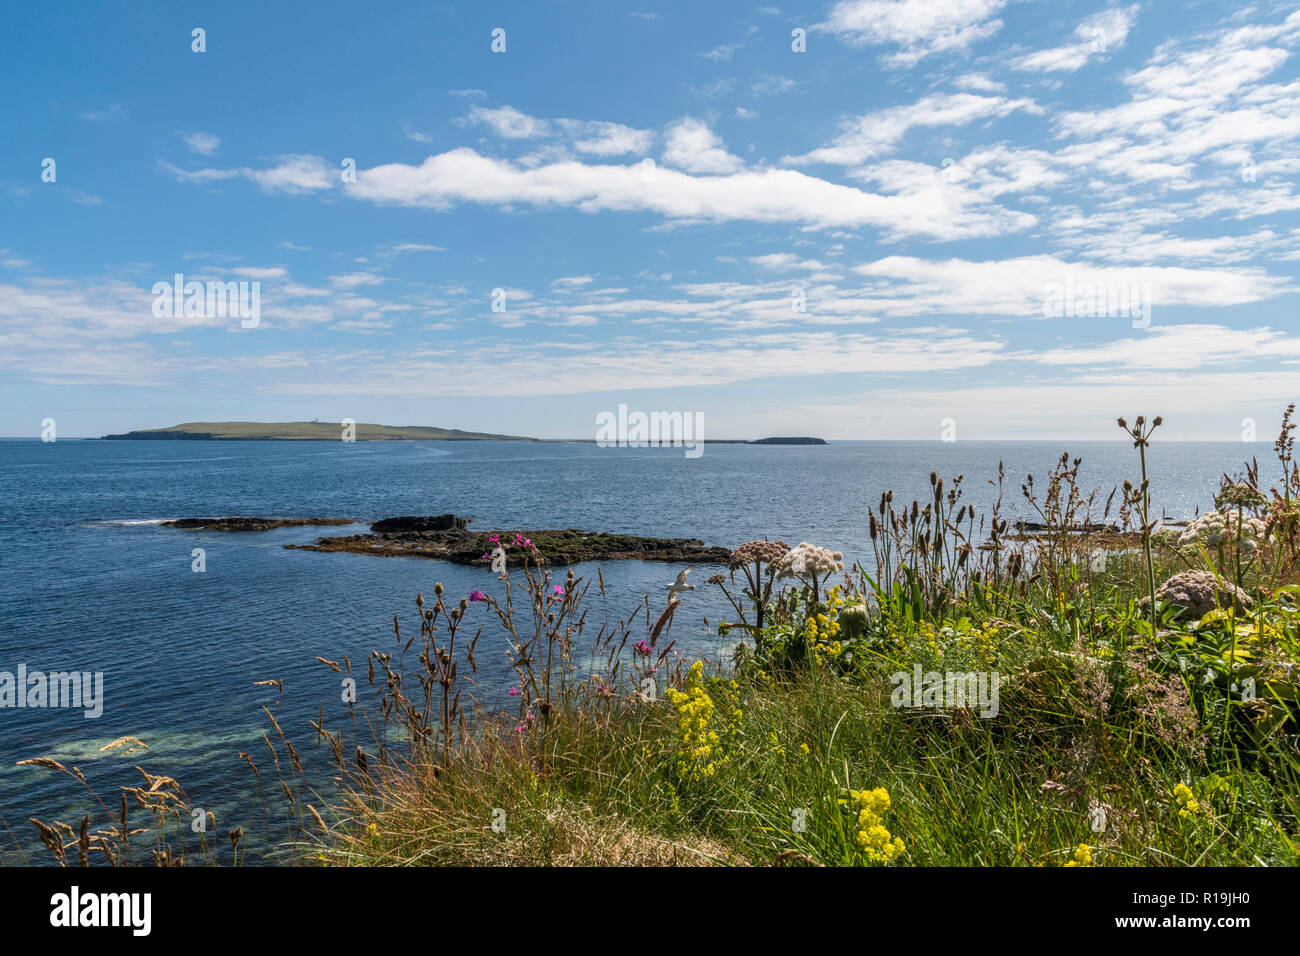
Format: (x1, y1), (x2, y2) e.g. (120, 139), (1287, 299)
(285, 518), (728, 566)
(162, 517), (355, 531)
(162, 513), (726, 566)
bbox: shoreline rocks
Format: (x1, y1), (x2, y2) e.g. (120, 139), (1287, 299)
(285, 523), (729, 567)
(161, 517), (355, 532)
(369, 514), (468, 533)
(162, 512), (731, 566)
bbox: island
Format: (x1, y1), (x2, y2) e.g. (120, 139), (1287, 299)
(161, 512), (728, 566)
(749, 437), (828, 445)
(162, 517), (356, 532)
(101, 421), (534, 441)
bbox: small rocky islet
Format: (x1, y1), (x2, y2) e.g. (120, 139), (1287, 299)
(162, 517), (355, 532)
(164, 512), (729, 566)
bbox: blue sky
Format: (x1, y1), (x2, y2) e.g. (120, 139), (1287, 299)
(2, 0), (1298, 440)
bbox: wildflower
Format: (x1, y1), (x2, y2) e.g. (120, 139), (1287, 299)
(1063, 843), (1092, 867)
(799, 742), (810, 757)
(664, 661), (726, 781)
(508, 687), (521, 697)
(469, 590), (487, 602)
(728, 539), (791, 568)
(633, 640), (652, 656)
(1176, 509), (1267, 551)
(1173, 782), (1203, 818)
(553, 585), (565, 596)
(773, 542), (844, 580)
(847, 786), (905, 864)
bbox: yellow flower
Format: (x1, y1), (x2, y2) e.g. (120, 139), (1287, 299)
(1063, 843), (1092, 867)
(848, 786), (904, 864)
(1173, 782), (1203, 818)
(666, 660), (731, 782)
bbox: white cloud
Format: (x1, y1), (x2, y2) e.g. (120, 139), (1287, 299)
(702, 43), (741, 62)
(1029, 324), (1300, 370)
(466, 105), (551, 139)
(556, 119), (654, 156)
(330, 272), (386, 289)
(662, 117), (744, 173)
(161, 155), (335, 194)
(747, 254), (829, 271)
(342, 147), (1033, 239)
(784, 93), (1042, 167)
(954, 72), (1005, 93)
(853, 254), (1292, 316)
(818, 0), (1006, 67)
(181, 131), (220, 156)
(1014, 4), (1140, 73)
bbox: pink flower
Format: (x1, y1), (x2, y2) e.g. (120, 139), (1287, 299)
(553, 585), (565, 596)
(508, 687), (521, 697)
(488, 534), (501, 544)
(634, 641), (651, 656)
(469, 590), (487, 602)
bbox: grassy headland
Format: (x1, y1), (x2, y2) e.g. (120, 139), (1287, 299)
(18, 408), (1300, 867)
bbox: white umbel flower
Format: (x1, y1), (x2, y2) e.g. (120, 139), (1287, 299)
(774, 541), (844, 579)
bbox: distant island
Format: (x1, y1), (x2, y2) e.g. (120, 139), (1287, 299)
(101, 421), (535, 442)
(100, 422), (828, 444)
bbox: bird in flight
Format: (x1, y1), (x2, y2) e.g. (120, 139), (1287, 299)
(666, 567), (695, 600)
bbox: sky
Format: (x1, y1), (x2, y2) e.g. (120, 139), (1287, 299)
(2, 0), (1299, 441)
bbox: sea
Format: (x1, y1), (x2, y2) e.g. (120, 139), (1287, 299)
(0, 436), (1270, 862)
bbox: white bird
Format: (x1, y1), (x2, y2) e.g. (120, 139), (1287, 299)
(666, 567), (695, 599)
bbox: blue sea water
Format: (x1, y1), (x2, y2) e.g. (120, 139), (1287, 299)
(0, 437), (1271, 862)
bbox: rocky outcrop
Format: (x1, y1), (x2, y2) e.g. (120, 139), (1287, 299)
(1145, 570), (1253, 620)
(286, 523), (729, 567)
(370, 514), (467, 533)
(163, 517), (355, 532)
(1014, 521), (1119, 533)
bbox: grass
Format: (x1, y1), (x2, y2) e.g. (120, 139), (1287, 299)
(14, 406), (1300, 867)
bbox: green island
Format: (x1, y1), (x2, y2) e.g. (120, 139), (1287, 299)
(101, 421), (534, 441)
